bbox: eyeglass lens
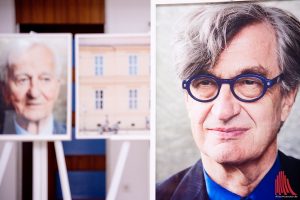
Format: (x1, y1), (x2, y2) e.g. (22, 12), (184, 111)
(190, 76), (264, 101)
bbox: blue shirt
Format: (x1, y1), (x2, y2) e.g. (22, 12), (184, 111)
(14, 114), (54, 135)
(204, 155), (281, 200)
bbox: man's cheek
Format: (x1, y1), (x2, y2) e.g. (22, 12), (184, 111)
(188, 111), (198, 123)
(42, 87), (58, 99)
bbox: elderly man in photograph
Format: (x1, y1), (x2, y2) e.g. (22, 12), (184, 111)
(157, 3), (300, 200)
(0, 39), (65, 135)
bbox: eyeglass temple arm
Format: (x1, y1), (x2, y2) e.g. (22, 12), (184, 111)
(267, 74), (282, 87)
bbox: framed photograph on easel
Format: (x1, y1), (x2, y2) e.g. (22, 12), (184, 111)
(0, 34), (72, 141)
(75, 34), (150, 140)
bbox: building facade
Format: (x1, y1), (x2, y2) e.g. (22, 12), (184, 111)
(77, 35), (150, 134)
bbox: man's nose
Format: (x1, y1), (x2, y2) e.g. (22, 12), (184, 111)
(27, 79), (41, 98)
(210, 84), (241, 122)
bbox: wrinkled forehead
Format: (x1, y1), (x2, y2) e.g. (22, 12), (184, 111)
(210, 23), (278, 75)
(192, 22), (278, 78)
(7, 45), (57, 78)
(8, 43), (55, 69)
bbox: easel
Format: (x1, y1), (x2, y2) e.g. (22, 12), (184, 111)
(0, 141), (71, 200)
(1, 140), (147, 199)
(106, 141), (131, 200)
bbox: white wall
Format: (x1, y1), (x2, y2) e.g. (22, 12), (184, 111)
(0, 0), (16, 33)
(106, 141), (149, 200)
(105, 0), (150, 199)
(0, 143), (20, 200)
(105, 0), (150, 33)
(0, 0), (18, 199)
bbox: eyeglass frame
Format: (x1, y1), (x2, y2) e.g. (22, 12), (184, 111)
(182, 73), (283, 103)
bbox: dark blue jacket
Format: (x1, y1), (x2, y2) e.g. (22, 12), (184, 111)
(156, 151), (300, 200)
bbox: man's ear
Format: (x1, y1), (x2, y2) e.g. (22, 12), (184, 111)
(281, 87), (298, 122)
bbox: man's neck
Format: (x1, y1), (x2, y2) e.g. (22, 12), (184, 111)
(15, 115), (52, 135)
(201, 142), (277, 197)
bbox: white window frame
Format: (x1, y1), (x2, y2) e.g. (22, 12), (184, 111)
(95, 55), (103, 76)
(95, 90), (103, 109)
(129, 89), (138, 109)
(128, 55), (138, 75)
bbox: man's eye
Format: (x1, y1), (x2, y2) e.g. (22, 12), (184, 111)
(41, 77), (52, 82)
(236, 78), (263, 88)
(192, 78), (215, 88)
(243, 79), (256, 85)
(16, 78), (29, 84)
(200, 80), (213, 85)
(241, 79), (263, 86)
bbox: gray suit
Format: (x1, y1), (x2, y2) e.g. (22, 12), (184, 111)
(0, 110), (66, 135)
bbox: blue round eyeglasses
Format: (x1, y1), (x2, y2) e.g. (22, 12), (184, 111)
(182, 73), (283, 103)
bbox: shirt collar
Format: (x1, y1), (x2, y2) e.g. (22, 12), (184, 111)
(204, 154), (281, 200)
(14, 115), (54, 135)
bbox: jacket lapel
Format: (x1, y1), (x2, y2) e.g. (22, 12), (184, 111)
(172, 160), (209, 200)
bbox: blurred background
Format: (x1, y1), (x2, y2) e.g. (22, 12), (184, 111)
(0, 0), (150, 199)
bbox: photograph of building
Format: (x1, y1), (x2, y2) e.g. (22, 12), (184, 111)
(76, 34), (150, 138)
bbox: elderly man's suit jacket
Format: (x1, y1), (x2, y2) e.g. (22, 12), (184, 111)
(156, 151), (300, 200)
(0, 110), (66, 135)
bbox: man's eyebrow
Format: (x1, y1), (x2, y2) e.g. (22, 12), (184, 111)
(196, 69), (214, 76)
(40, 72), (54, 76)
(199, 66), (269, 78)
(12, 73), (29, 78)
(238, 66), (269, 76)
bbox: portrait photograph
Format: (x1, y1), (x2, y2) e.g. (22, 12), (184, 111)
(75, 34), (150, 139)
(0, 34), (72, 141)
(155, 0), (300, 199)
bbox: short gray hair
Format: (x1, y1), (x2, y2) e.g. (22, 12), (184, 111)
(174, 3), (300, 92)
(0, 38), (62, 83)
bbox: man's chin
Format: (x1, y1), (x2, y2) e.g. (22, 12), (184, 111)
(22, 113), (49, 123)
(203, 146), (248, 165)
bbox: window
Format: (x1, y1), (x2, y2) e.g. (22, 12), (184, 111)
(129, 89), (138, 109)
(95, 90), (103, 109)
(95, 55), (103, 76)
(128, 55), (138, 75)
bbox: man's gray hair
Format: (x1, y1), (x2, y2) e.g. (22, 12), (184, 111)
(0, 38), (62, 83)
(174, 3), (300, 92)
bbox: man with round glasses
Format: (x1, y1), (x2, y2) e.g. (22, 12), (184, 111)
(157, 3), (300, 200)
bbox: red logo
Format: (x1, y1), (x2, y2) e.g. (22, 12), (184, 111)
(275, 171), (297, 198)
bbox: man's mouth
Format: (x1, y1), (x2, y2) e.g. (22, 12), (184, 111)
(27, 102), (43, 107)
(207, 127), (249, 138)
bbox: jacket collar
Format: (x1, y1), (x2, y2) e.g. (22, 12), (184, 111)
(171, 160), (209, 200)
